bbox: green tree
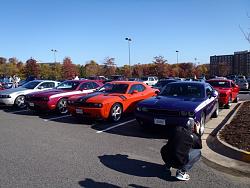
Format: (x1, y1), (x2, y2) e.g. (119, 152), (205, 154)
(84, 60), (100, 77)
(102, 57), (116, 77)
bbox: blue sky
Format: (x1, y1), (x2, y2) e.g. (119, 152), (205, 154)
(0, 0), (249, 66)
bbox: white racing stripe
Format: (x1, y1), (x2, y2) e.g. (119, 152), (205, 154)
(96, 119), (136, 133)
(11, 109), (29, 113)
(50, 89), (95, 99)
(43, 114), (71, 122)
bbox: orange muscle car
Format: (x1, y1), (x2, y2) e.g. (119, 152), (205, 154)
(67, 81), (159, 122)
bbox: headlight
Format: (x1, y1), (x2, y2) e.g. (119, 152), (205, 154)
(0, 95), (11, 98)
(141, 107), (148, 112)
(92, 103), (103, 108)
(186, 118), (195, 129)
(136, 106), (142, 111)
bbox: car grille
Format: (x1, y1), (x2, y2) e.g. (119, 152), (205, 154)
(147, 108), (180, 117)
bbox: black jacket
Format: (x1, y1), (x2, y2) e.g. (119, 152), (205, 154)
(161, 126), (202, 169)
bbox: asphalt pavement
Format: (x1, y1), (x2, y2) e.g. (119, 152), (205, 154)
(0, 92), (249, 188)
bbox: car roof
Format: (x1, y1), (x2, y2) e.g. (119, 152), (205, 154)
(30, 80), (58, 82)
(107, 81), (145, 85)
(169, 81), (207, 86)
(207, 79), (231, 82)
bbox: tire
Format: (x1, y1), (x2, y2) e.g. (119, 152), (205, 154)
(212, 102), (219, 118)
(57, 98), (68, 114)
(14, 95), (26, 109)
(233, 95), (239, 103)
(109, 103), (123, 122)
(225, 96), (232, 109)
(199, 112), (205, 136)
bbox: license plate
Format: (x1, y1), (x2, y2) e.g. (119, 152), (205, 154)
(29, 102), (34, 107)
(76, 108), (83, 114)
(154, 118), (166, 125)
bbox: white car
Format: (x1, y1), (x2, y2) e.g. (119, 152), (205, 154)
(0, 80), (60, 109)
(141, 76), (158, 86)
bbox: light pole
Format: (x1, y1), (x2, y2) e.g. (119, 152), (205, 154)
(125, 37), (132, 77)
(51, 49), (58, 63)
(176, 50), (179, 64)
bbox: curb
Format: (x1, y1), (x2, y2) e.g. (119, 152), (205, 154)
(202, 102), (250, 177)
(217, 102), (250, 163)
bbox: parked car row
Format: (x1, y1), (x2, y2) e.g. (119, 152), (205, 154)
(0, 77), (240, 136)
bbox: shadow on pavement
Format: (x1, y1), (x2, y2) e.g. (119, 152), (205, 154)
(98, 154), (177, 182)
(78, 178), (120, 188)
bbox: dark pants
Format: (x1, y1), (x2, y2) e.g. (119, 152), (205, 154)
(181, 149), (201, 171)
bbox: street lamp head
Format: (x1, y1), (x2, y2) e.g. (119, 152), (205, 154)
(176, 50), (179, 53)
(125, 37), (132, 41)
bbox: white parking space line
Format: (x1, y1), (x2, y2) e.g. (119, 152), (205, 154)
(96, 119), (136, 134)
(10, 109), (29, 113)
(43, 115), (72, 122)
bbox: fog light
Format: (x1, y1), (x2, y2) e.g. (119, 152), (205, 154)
(186, 118), (195, 129)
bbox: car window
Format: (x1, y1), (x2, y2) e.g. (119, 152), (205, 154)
(128, 84), (145, 93)
(207, 81), (230, 88)
(22, 81), (41, 89)
(90, 82), (100, 89)
(56, 81), (80, 90)
(39, 82), (55, 88)
(160, 83), (204, 98)
(206, 86), (213, 97)
(79, 82), (93, 90)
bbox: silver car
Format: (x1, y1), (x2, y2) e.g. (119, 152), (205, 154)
(236, 79), (249, 90)
(0, 80), (60, 108)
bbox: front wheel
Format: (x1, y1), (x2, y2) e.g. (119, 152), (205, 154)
(14, 95), (26, 109)
(109, 103), (123, 122)
(57, 98), (68, 114)
(233, 95), (239, 103)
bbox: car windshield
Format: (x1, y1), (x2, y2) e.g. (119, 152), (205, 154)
(22, 81), (41, 89)
(160, 83), (204, 98)
(207, 81), (230, 88)
(56, 81), (80, 90)
(97, 83), (129, 94)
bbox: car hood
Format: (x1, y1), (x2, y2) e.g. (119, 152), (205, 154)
(138, 96), (205, 112)
(27, 89), (68, 97)
(76, 92), (125, 103)
(0, 87), (28, 95)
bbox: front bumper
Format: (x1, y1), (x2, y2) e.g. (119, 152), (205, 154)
(0, 98), (15, 106)
(134, 110), (192, 127)
(26, 100), (57, 111)
(67, 105), (110, 120)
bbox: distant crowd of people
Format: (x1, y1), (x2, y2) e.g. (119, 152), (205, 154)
(0, 74), (21, 88)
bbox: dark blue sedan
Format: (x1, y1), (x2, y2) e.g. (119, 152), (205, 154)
(135, 81), (219, 135)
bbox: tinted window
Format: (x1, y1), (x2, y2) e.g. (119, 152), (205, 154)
(56, 81), (80, 90)
(22, 81), (41, 89)
(39, 82), (55, 88)
(207, 81), (230, 88)
(160, 83), (204, 98)
(128, 84), (145, 93)
(91, 82), (100, 89)
(206, 86), (213, 97)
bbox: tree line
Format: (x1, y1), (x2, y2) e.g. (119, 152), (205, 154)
(0, 56), (209, 80)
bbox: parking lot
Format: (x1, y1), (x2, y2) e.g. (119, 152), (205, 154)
(0, 92), (250, 188)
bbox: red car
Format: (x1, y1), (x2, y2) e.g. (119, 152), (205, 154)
(25, 80), (103, 114)
(67, 81), (159, 122)
(206, 79), (239, 108)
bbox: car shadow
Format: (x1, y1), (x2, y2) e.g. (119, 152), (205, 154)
(98, 154), (177, 182)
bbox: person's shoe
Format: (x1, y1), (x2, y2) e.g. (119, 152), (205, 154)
(176, 169), (190, 181)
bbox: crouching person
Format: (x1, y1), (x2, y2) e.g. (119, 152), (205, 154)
(161, 119), (202, 181)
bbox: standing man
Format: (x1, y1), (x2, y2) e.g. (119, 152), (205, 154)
(161, 119), (202, 181)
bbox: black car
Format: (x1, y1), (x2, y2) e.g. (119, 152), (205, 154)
(153, 79), (179, 91)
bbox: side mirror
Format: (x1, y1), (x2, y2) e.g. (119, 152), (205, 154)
(38, 86), (44, 89)
(81, 87), (88, 91)
(132, 90), (138, 94)
(155, 90), (160, 95)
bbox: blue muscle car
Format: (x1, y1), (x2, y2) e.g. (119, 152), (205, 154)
(135, 81), (219, 135)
